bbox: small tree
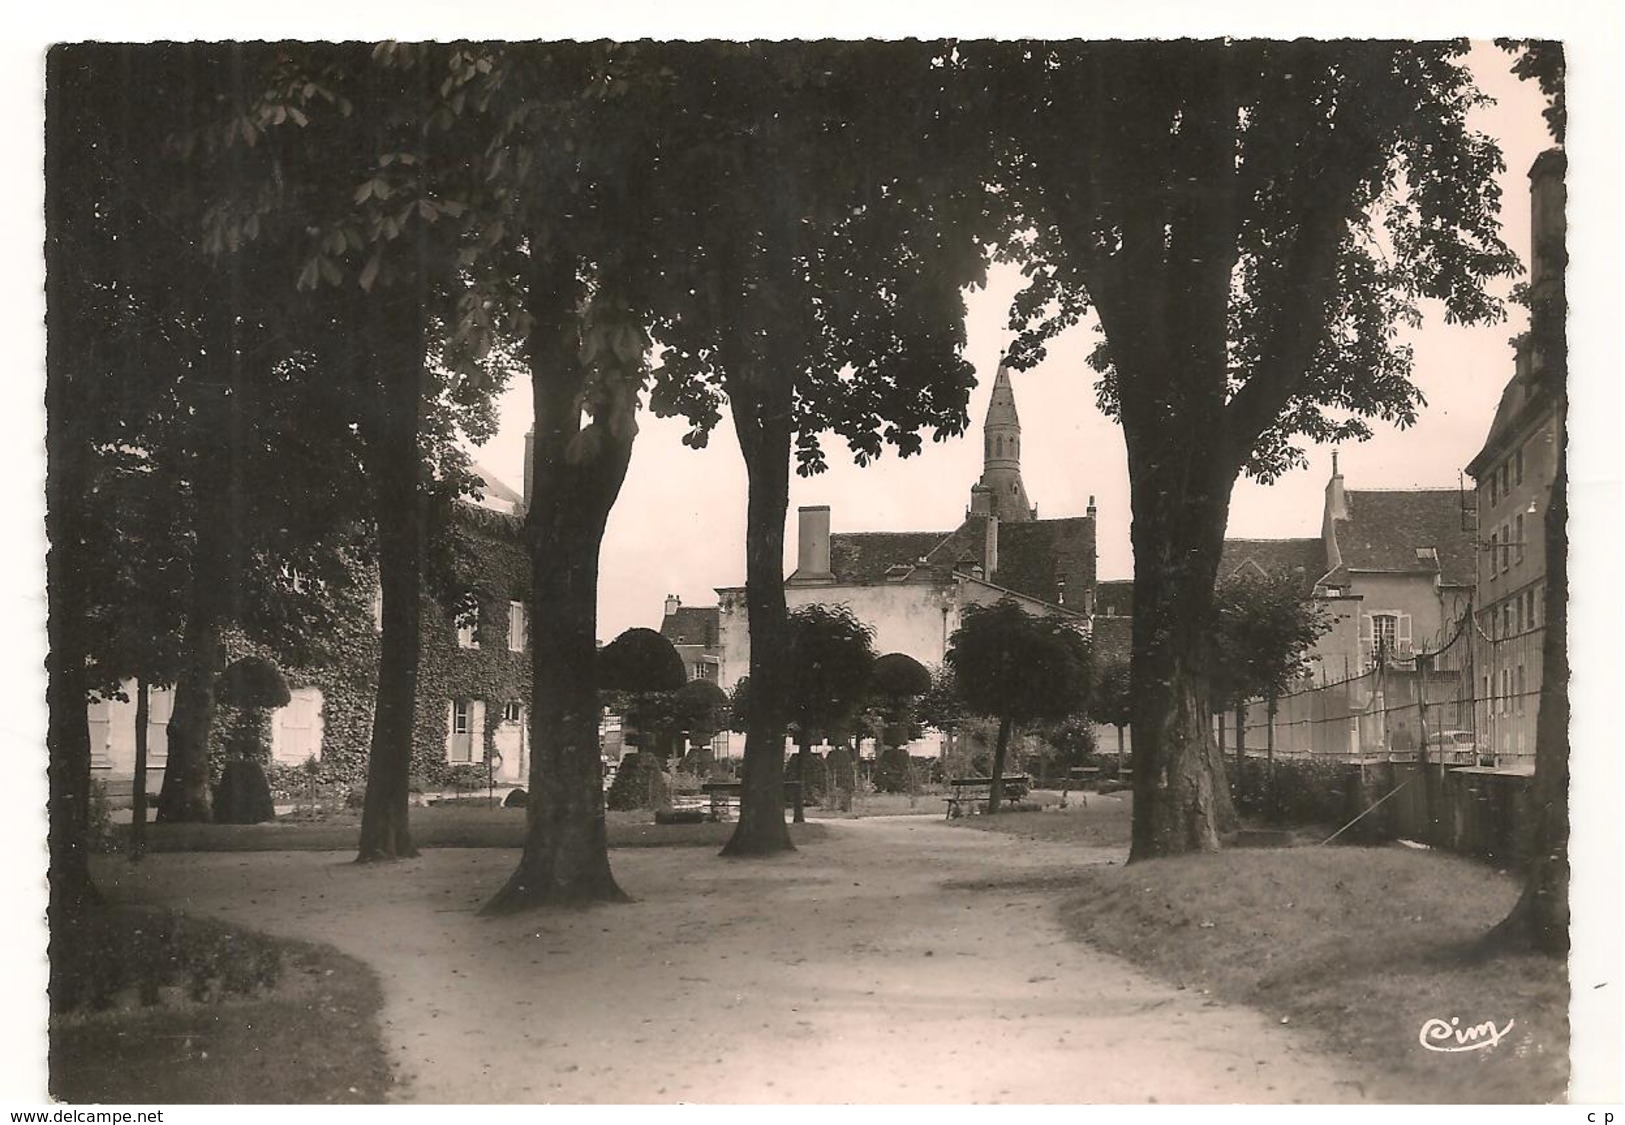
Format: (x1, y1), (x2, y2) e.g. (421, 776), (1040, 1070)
(212, 657), (291, 824)
(945, 601), (1091, 813)
(673, 679), (730, 758)
(918, 663), (971, 779)
(783, 605), (876, 822)
(599, 628), (688, 760)
(1210, 571), (1331, 771)
(1089, 659), (1133, 776)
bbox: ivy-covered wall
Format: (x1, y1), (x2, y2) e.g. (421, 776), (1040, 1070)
(248, 502), (532, 795)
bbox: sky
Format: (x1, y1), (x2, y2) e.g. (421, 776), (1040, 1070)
(467, 41), (1554, 642)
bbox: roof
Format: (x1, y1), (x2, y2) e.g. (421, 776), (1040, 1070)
(1094, 578), (1134, 618)
(829, 531), (953, 585)
(660, 605), (720, 649)
(1333, 490), (1477, 586)
(1219, 538), (1326, 594)
(991, 517), (1096, 606)
(467, 463), (524, 514)
(1466, 369), (1558, 477)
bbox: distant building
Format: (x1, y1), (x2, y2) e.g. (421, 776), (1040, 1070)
(708, 361), (1101, 757)
(89, 461), (535, 795)
(1465, 148), (1566, 766)
(659, 595), (722, 683)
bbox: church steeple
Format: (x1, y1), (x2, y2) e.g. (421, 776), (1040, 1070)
(967, 362), (1036, 522)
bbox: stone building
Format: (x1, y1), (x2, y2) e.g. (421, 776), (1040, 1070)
(1465, 148), (1566, 765)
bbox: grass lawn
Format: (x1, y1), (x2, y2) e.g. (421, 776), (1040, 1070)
(947, 790), (1134, 848)
(50, 911), (391, 1104)
(116, 806), (828, 853)
(1053, 847), (1566, 1103)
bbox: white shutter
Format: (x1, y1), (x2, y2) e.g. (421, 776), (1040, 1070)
(470, 701), (486, 764)
(445, 700), (456, 761)
(509, 602), (525, 652)
(1397, 613), (1413, 656)
(1360, 614), (1374, 666)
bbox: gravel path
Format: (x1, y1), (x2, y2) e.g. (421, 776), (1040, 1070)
(99, 815), (1377, 1103)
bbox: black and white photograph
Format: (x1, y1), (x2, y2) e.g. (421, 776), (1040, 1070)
(8, 2), (1621, 1112)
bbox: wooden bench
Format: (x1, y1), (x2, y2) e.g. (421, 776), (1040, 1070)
(699, 780), (803, 822)
(944, 775), (1031, 819)
(1058, 765), (1101, 808)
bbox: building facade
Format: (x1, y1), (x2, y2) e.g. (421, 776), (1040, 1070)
(1465, 148), (1566, 765)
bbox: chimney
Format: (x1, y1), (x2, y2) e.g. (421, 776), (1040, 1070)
(792, 506), (833, 583)
(522, 429), (535, 515)
(664, 594), (681, 618)
(1086, 494), (1097, 521)
(984, 515), (999, 579)
(1325, 451), (1349, 522)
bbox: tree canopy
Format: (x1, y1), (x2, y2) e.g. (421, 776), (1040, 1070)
(946, 601), (1092, 811)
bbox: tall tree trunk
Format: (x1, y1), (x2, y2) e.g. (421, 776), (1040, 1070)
(130, 678), (149, 863)
(792, 732), (809, 824)
(1235, 701), (1247, 767)
(157, 500), (228, 823)
(1124, 445), (1240, 861)
(987, 715), (1013, 814)
(44, 175), (100, 936)
(484, 254), (633, 912)
(1482, 429), (1568, 956)
(357, 302), (428, 861)
(721, 386), (795, 858)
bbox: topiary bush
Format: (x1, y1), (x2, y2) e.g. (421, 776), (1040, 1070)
(606, 750), (670, 811)
(212, 760), (277, 824)
(872, 745), (912, 794)
(790, 750), (828, 804)
(825, 744), (857, 811)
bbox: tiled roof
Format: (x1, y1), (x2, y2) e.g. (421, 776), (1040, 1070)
(659, 606), (719, 649)
(829, 531), (952, 585)
(1219, 538), (1327, 593)
(467, 462), (524, 514)
(1090, 615), (1133, 666)
(991, 517), (1096, 607)
(1335, 490), (1477, 586)
(1094, 579), (1134, 618)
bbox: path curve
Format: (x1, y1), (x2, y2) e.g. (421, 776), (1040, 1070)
(101, 814), (1376, 1103)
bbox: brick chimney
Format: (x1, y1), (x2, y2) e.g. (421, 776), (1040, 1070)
(790, 506), (834, 584)
(984, 514), (1000, 580)
(521, 428), (534, 516)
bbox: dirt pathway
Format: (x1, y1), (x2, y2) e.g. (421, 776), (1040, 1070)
(99, 816), (1376, 1103)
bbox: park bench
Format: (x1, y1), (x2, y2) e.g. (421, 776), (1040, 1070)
(1058, 765), (1100, 809)
(699, 780), (803, 822)
(944, 774), (1031, 819)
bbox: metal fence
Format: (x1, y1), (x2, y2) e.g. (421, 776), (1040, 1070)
(1228, 611), (1544, 771)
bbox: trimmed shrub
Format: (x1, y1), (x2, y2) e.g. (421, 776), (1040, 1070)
(788, 750), (828, 804)
(606, 750), (670, 811)
(212, 760), (276, 824)
(502, 787), (528, 808)
(872, 745), (912, 794)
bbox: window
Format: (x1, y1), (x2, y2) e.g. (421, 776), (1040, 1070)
(457, 609), (479, 649)
(1516, 593), (1526, 634)
(1487, 476), (1498, 508)
(453, 701), (470, 734)
(1516, 665), (1526, 714)
(1500, 669), (1512, 715)
(1514, 513), (1525, 565)
(508, 601), (526, 652)
(1515, 446), (1524, 486)
(1530, 586), (1540, 629)
(371, 587), (384, 633)
(1499, 461), (1511, 496)
(502, 701), (522, 724)
(1501, 602), (1512, 638)
(1500, 522), (1512, 572)
(1487, 531), (1499, 578)
(447, 699), (481, 763)
(1371, 613), (1398, 654)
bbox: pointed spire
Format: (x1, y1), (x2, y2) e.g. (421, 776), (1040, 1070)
(968, 359), (1034, 521)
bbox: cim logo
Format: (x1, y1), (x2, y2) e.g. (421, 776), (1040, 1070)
(1418, 1015), (1516, 1053)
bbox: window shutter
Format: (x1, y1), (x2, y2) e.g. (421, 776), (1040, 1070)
(1360, 614), (1373, 665)
(1398, 613), (1413, 654)
(470, 701), (486, 763)
(445, 701), (456, 761)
